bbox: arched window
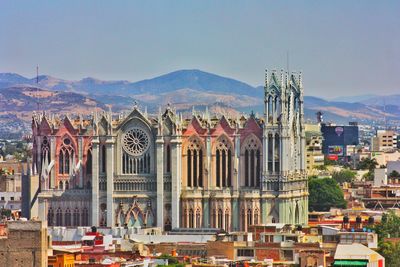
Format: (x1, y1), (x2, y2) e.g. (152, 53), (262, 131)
(86, 148), (92, 175)
(295, 203), (300, 224)
(73, 208), (80, 226)
(65, 181), (69, 190)
(59, 181), (63, 190)
(41, 137), (51, 187)
(217, 209), (223, 229)
(254, 209), (259, 225)
(189, 209), (194, 228)
(242, 135), (262, 187)
(215, 136), (232, 187)
(275, 133), (280, 172)
(186, 137), (204, 187)
(101, 145), (106, 174)
(166, 145), (171, 173)
(121, 128), (151, 175)
(59, 138), (74, 175)
(247, 209), (253, 228)
(65, 208), (71, 226)
(183, 209), (188, 227)
(48, 208), (54, 226)
(82, 208), (89, 226)
(56, 208), (63, 226)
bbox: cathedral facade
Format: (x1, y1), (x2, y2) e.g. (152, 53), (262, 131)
(32, 70), (308, 231)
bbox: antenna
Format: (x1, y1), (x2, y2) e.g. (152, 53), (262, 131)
(36, 65), (40, 112)
(384, 99), (387, 130)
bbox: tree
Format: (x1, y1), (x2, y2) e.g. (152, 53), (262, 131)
(357, 158), (378, 181)
(332, 169), (356, 184)
(389, 170), (400, 179)
(308, 177), (347, 211)
(358, 158), (378, 171)
(374, 211), (400, 267)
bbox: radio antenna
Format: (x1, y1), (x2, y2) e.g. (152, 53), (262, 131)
(36, 65), (40, 112)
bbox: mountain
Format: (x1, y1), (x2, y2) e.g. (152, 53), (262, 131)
(0, 69), (263, 97)
(330, 94), (379, 103)
(0, 70), (399, 138)
(0, 86), (109, 138)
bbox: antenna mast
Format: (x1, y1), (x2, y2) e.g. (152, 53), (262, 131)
(36, 65), (40, 112)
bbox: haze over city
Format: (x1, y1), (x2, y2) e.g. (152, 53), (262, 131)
(1, 0), (399, 98)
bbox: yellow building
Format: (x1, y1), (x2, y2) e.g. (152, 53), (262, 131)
(48, 253), (75, 267)
(305, 124), (324, 174)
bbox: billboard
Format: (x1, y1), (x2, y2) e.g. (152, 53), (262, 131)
(328, 145), (344, 156)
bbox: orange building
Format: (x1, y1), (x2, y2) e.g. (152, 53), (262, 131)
(48, 253), (75, 267)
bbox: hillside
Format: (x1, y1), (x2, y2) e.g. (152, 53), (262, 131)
(0, 70), (399, 138)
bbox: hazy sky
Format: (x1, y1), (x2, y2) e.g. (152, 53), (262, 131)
(0, 1), (399, 98)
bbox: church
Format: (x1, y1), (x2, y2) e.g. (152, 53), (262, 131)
(30, 70), (308, 231)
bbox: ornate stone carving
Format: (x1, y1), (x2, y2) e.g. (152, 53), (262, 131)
(122, 128), (150, 156)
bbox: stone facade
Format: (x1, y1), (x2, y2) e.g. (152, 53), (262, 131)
(0, 221), (48, 267)
(31, 70), (308, 231)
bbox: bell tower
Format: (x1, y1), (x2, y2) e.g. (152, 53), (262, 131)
(261, 69), (308, 225)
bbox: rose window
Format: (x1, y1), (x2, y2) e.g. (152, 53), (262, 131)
(122, 128), (150, 156)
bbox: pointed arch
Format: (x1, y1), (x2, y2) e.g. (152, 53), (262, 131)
(184, 135), (205, 188)
(214, 134), (233, 188)
(73, 208), (80, 226)
(65, 208), (72, 226)
(295, 202), (300, 225)
(241, 134), (262, 187)
(48, 208), (54, 227)
(56, 207), (63, 226)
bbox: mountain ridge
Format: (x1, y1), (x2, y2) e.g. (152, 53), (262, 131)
(0, 69), (399, 138)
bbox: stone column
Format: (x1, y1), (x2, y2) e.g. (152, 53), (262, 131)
(206, 135), (211, 189)
(234, 134), (240, 190)
(38, 198), (47, 225)
(171, 136), (182, 228)
(231, 198), (239, 231)
(106, 139), (115, 227)
(156, 137), (164, 228)
(91, 139), (100, 226)
(202, 196), (210, 228)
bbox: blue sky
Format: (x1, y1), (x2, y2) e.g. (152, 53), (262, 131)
(0, 0), (399, 98)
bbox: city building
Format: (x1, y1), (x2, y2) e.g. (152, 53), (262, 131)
(321, 123), (359, 161)
(305, 124), (324, 174)
(0, 173), (21, 211)
(28, 70), (308, 231)
(333, 243), (384, 267)
(371, 130), (398, 152)
(0, 220), (49, 267)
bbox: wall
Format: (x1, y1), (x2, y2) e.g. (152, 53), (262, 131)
(0, 221), (48, 267)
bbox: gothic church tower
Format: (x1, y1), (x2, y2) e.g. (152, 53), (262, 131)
(262, 69), (308, 225)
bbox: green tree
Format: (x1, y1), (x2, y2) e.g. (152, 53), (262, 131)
(332, 169), (356, 184)
(378, 242), (400, 267)
(389, 170), (400, 179)
(374, 212), (400, 267)
(308, 177), (347, 211)
(358, 158), (378, 171)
